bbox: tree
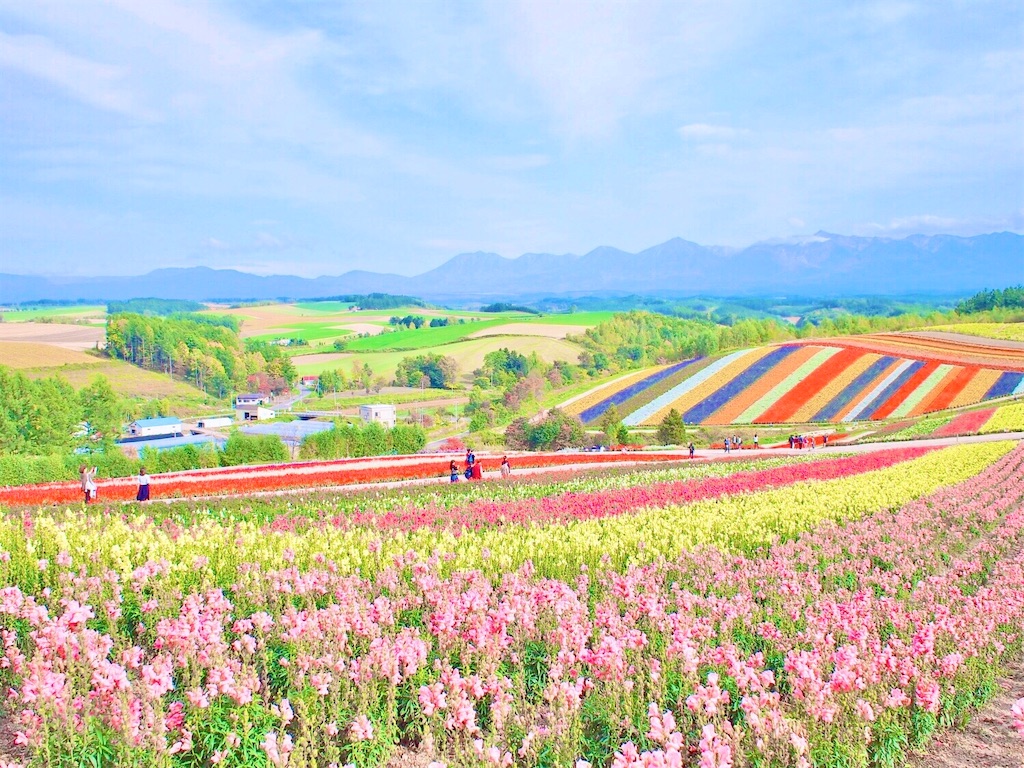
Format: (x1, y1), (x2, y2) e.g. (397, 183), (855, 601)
(599, 404), (622, 445)
(79, 375), (123, 447)
(657, 408), (687, 445)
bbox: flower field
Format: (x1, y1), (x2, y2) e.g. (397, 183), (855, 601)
(562, 360), (701, 424)
(980, 402), (1024, 435)
(0, 439), (1020, 767)
(0, 452), (709, 506)
(594, 339), (1024, 426)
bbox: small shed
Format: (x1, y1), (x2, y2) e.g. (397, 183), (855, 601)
(300, 375), (319, 388)
(236, 404), (276, 421)
(359, 404), (396, 429)
(128, 417), (183, 439)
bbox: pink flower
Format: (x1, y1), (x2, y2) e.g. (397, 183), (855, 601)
(350, 715), (374, 742)
(1011, 698), (1024, 737)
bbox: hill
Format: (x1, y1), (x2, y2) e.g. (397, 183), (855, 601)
(3, 232), (1021, 303)
(562, 332), (1024, 427)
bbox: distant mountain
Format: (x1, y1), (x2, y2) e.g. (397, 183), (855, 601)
(1, 232), (1021, 304)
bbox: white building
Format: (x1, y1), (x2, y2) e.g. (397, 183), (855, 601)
(359, 404), (396, 429)
(234, 393), (264, 407)
(127, 417), (184, 438)
(236, 404), (276, 421)
(196, 416), (233, 429)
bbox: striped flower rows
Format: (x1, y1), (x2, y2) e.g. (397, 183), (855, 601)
(576, 358), (699, 423)
(607, 341), (1024, 426)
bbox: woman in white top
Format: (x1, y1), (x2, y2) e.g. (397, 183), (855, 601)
(136, 466), (151, 502)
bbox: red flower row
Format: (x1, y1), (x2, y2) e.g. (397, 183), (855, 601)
(0, 452), (687, 507)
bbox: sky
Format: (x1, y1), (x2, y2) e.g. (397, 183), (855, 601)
(1, 1), (1022, 278)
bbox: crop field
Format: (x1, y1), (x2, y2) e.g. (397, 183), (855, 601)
(0, 321), (105, 351)
(293, 335), (584, 381)
(0, 341), (103, 369)
(920, 323), (1024, 343)
(0, 303), (106, 323)
(0, 439), (1020, 766)
(18, 357), (216, 403)
(564, 335), (1024, 426)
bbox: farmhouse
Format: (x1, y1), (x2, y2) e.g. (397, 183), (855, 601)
(236, 403), (276, 421)
(235, 393), (264, 407)
(300, 375), (319, 388)
(127, 417), (183, 439)
(359, 404), (396, 429)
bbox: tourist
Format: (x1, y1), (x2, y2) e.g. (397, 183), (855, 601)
(788, 435), (795, 449)
(450, 459), (459, 483)
(688, 442), (695, 459)
(500, 456), (511, 479)
(723, 437), (729, 453)
(136, 466), (151, 502)
(79, 465), (98, 504)
(823, 434), (828, 448)
(753, 433), (759, 448)
(472, 460), (483, 480)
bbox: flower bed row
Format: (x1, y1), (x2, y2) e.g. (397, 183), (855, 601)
(980, 402), (1024, 434)
(0, 443), (1019, 766)
(577, 359), (699, 424)
(0, 451), (695, 507)
(930, 407), (996, 438)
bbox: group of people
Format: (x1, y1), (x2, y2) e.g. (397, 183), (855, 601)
(788, 434), (827, 450)
(722, 433), (760, 453)
(449, 450), (512, 482)
(78, 465), (151, 503)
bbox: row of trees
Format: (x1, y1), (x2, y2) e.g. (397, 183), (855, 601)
(105, 313), (294, 397)
(299, 421), (426, 460)
(955, 286), (1024, 314)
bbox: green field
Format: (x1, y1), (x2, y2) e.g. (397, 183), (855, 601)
(248, 325), (356, 344)
(0, 304), (106, 322)
(517, 311), (617, 327)
(293, 335), (584, 381)
(342, 319), (511, 352)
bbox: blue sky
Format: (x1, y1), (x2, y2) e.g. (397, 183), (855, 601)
(1, 1), (1022, 277)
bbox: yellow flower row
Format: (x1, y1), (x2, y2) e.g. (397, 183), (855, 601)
(980, 403), (1024, 434)
(3, 443), (1011, 588)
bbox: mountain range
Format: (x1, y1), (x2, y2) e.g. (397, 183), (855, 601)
(2, 231), (1021, 304)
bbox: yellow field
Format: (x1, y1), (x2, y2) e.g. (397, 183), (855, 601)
(0, 341), (103, 369)
(925, 323), (1024, 343)
(19, 358), (212, 400)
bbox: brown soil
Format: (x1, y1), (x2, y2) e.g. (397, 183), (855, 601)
(905, 330), (1024, 351)
(908, 660), (1024, 768)
(0, 322), (104, 350)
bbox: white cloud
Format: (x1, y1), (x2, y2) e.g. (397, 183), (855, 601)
(0, 31), (141, 116)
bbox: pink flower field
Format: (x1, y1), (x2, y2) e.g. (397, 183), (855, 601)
(0, 443), (1021, 767)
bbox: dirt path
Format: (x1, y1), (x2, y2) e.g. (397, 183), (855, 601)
(908, 660), (1024, 768)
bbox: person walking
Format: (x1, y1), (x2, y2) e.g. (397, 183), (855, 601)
(450, 459), (460, 483)
(136, 466), (151, 502)
(500, 456), (511, 479)
(753, 433), (759, 449)
(79, 465), (98, 504)
(823, 434), (828, 448)
(688, 441), (695, 459)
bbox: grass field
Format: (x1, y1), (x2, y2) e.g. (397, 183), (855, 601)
(0, 304), (106, 323)
(292, 335), (584, 381)
(0, 341), (104, 369)
(19, 358), (216, 404)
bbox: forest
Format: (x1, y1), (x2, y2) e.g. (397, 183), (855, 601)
(104, 312), (295, 396)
